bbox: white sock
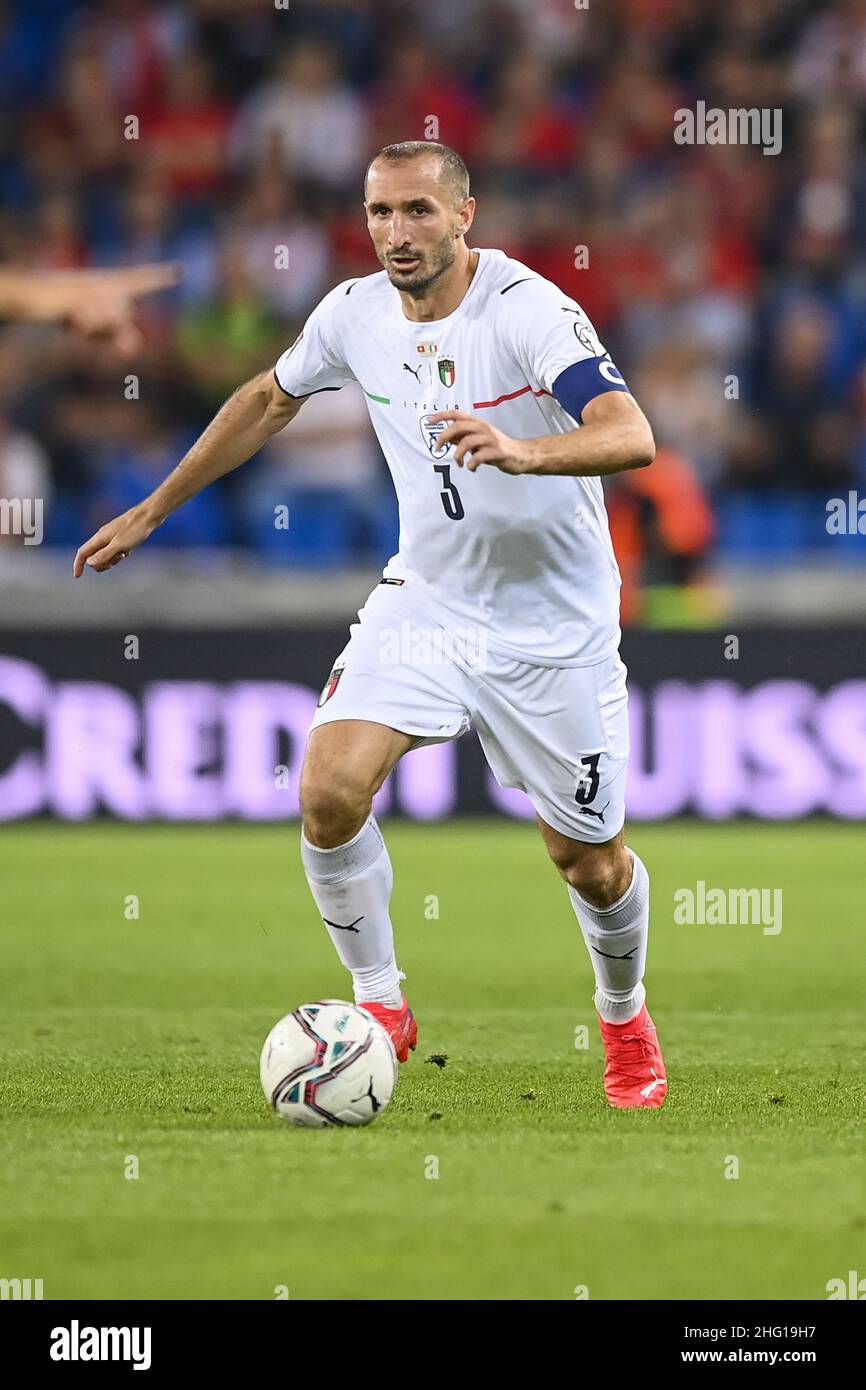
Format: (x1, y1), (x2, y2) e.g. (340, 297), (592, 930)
(568, 850), (649, 1024)
(300, 815), (404, 1007)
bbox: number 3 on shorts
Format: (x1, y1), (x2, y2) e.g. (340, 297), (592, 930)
(574, 753), (601, 805)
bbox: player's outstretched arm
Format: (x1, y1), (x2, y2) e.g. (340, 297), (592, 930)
(428, 391), (656, 477)
(73, 370), (304, 576)
(0, 264), (180, 354)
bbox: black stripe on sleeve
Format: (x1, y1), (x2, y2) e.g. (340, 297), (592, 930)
(500, 278), (535, 295)
(272, 369), (343, 400)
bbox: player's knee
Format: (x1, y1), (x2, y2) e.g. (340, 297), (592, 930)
(552, 841), (630, 908)
(299, 766), (372, 846)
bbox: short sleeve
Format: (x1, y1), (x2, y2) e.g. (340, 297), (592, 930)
(507, 278), (630, 424)
(274, 282), (356, 397)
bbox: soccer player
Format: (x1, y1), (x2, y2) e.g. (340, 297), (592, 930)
(73, 141), (667, 1108)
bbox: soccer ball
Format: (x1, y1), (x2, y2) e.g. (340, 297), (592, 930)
(260, 1000), (398, 1128)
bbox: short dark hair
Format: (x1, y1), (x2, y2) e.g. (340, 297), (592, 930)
(364, 141), (470, 206)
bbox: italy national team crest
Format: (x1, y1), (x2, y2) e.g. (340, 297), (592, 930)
(317, 661), (345, 707)
(438, 358), (455, 388)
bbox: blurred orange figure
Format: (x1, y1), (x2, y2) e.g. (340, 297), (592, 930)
(607, 445), (715, 623)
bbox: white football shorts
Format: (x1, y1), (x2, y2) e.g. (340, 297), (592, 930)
(309, 580), (629, 843)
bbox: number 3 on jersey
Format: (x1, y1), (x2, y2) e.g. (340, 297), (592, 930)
(433, 463), (465, 521)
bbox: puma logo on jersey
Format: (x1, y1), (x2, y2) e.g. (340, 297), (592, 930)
(403, 362), (422, 380)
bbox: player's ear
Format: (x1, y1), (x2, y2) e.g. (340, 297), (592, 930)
(458, 196), (476, 236)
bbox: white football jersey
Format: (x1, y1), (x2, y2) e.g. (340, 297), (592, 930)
(274, 248), (632, 666)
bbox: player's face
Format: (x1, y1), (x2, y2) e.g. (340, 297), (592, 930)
(364, 159), (471, 296)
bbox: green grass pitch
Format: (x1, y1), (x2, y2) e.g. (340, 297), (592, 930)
(1, 820), (863, 1301)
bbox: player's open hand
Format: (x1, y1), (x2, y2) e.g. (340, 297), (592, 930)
(426, 410), (536, 475)
(73, 505), (158, 577)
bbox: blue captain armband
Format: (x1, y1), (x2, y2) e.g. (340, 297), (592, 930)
(552, 356), (630, 423)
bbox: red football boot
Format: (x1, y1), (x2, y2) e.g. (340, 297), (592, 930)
(598, 1002), (667, 1108)
(359, 995), (418, 1063)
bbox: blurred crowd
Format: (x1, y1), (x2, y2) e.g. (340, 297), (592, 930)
(2, 0), (866, 606)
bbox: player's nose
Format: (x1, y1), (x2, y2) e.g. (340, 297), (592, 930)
(387, 215), (410, 246)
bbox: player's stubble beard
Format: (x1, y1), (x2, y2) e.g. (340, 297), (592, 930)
(380, 229), (458, 298)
